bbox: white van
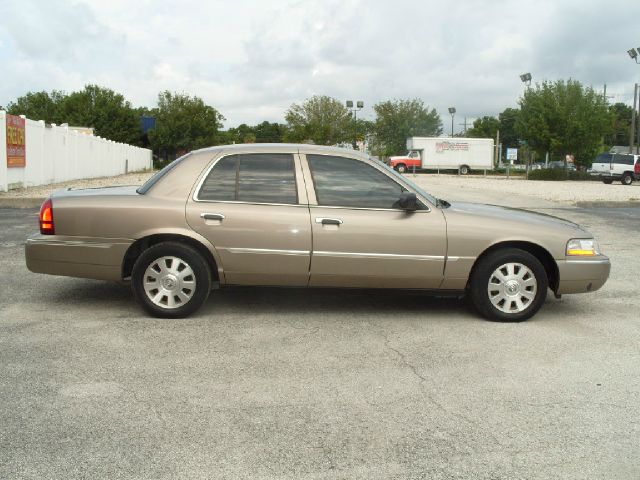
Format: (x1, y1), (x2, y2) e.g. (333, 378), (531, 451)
(591, 152), (640, 185)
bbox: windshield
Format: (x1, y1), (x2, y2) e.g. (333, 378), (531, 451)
(379, 161), (439, 205)
(136, 153), (191, 194)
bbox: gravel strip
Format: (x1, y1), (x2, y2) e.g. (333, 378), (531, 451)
(409, 174), (640, 205)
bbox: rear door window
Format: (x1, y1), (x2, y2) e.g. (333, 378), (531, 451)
(198, 153), (297, 204)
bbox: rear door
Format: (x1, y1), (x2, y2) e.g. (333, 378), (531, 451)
(186, 150), (312, 286)
(302, 153), (447, 289)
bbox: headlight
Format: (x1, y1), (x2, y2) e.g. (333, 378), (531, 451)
(566, 238), (600, 256)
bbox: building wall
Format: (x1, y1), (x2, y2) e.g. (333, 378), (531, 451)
(0, 111), (152, 192)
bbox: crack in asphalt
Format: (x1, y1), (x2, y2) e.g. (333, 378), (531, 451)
(369, 321), (504, 448)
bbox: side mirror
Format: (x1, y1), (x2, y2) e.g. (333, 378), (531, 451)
(397, 192), (418, 211)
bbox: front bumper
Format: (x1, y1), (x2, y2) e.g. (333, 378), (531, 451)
(556, 256), (611, 294)
(25, 234), (133, 281)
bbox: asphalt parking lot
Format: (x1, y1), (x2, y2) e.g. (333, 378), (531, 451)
(1, 203), (639, 479)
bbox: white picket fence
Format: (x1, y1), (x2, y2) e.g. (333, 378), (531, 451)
(0, 111), (152, 192)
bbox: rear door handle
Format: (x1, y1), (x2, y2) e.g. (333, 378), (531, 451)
(201, 213), (225, 221)
(315, 217), (343, 225)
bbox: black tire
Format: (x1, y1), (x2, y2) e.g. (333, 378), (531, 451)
(131, 242), (211, 318)
(621, 173), (633, 185)
(396, 164), (407, 173)
(459, 165), (470, 175)
(602, 178), (613, 184)
(468, 248), (548, 322)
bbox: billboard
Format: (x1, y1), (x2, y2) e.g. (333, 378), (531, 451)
(6, 114), (26, 168)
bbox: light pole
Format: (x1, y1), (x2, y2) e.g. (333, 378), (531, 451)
(346, 100), (364, 149)
(448, 107), (456, 137)
(627, 48), (640, 154)
(520, 72), (532, 88)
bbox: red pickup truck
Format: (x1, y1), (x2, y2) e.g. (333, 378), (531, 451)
(388, 151), (421, 173)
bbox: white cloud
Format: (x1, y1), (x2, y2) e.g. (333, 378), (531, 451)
(1, 0), (639, 130)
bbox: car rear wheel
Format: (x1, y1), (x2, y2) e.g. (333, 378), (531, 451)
(396, 164), (407, 173)
(459, 165), (470, 175)
(132, 242), (211, 318)
(602, 178), (613, 184)
(621, 173), (633, 185)
(469, 248), (548, 322)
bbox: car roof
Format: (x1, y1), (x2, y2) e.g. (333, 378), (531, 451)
(191, 143), (370, 160)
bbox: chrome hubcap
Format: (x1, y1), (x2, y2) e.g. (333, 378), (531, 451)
(487, 262), (537, 314)
(143, 256), (196, 309)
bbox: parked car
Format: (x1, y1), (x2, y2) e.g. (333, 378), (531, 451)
(26, 144), (610, 322)
(590, 152), (640, 185)
(547, 161), (576, 171)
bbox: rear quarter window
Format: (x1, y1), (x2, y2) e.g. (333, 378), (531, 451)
(613, 154), (635, 166)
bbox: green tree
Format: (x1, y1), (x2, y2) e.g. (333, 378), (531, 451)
(466, 116), (500, 139)
(56, 85), (141, 144)
(149, 91), (225, 158)
(372, 99), (442, 157)
(606, 102), (633, 147)
(516, 80), (612, 166)
(226, 123), (256, 144)
(7, 90), (67, 123)
(253, 121), (286, 143)
(284, 95), (351, 145)
(498, 107), (520, 149)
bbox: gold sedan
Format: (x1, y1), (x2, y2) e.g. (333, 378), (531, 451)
(26, 144), (610, 321)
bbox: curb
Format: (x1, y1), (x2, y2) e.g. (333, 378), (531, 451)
(0, 198), (45, 209)
(575, 200), (640, 208)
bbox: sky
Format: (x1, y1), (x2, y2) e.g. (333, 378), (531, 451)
(1, 0), (639, 132)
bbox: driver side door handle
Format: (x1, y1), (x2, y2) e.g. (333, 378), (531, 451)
(315, 217), (343, 225)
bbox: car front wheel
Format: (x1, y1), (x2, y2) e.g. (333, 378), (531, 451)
(469, 248), (548, 322)
(132, 242), (211, 318)
(602, 178), (613, 184)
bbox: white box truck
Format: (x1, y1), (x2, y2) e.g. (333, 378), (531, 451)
(389, 137), (494, 174)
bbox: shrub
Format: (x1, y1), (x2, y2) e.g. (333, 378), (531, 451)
(528, 169), (595, 181)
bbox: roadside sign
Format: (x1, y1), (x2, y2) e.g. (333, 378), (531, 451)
(506, 148), (518, 161)
(6, 114), (26, 168)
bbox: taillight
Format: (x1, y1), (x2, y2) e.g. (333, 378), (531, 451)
(635, 163), (640, 175)
(39, 198), (55, 235)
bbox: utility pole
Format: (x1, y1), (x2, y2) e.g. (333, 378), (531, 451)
(636, 84), (640, 154)
(495, 129), (500, 168)
(458, 117), (468, 135)
(631, 84), (638, 154)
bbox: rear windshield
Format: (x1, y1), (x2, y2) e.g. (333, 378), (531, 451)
(594, 153), (612, 164)
(136, 154), (191, 194)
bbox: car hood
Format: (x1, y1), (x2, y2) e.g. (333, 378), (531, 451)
(444, 201), (587, 234)
(389, 155), (410, 161)
(52, 185), (140, 198)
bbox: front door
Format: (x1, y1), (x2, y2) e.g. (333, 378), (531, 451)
(303, 154), (447, 289)
(186, 151), (311, 286)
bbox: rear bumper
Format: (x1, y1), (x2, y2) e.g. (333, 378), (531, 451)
(556, 256), (611, 294)
(25, 234), (133, 281)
